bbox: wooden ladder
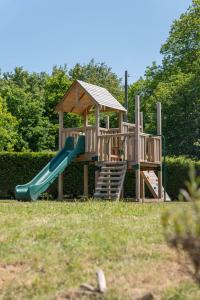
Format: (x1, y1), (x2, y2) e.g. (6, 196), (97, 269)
(94, 161), (127, 200)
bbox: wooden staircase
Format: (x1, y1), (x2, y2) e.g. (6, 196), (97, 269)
(94, 161), (127, 200)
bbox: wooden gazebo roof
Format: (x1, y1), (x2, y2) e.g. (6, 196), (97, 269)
(55, 80), (126, 115)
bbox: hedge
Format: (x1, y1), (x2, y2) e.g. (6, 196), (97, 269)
(0, 152), (199, 200)
(165, 156), (200, 199)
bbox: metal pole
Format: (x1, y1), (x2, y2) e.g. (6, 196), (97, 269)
(125, 70), (128, 122)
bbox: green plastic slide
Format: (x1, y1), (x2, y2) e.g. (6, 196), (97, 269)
(15, 136), (85, 201)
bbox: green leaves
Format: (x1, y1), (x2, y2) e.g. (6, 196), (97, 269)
(128, 0), (200, 158)
(0, 96), (18, 151)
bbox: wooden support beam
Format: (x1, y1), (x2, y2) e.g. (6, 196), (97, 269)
(105, 115), (110, 129)
(83, 164), (89, 197)
(140, 112), (144, 132)
(157, 102), (163, 200)
(119, 112), (123, 133)
(135, 95), (141, 202)
(95, 105), (100, 158)
(140, 173), (145, 201)
(58, 111), (64, 200)
(105, 116), (111, 160)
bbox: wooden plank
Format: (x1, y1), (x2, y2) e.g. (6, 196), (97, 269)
(95, 105), (100, 158)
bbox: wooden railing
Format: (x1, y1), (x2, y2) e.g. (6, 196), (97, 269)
(61, 127), (161, 164)
(98, 133), (161, 163)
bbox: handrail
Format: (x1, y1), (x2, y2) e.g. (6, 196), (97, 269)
(98, 132), (134, 138)
(62, 127), (84, 132)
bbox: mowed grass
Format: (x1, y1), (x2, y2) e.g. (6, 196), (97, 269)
(0, 201), (199, 300)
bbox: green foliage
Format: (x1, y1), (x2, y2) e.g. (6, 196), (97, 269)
(165, 156), (200, 199)
(161, 0), (200, 72)
(128, 0), (200, 158)
(0, 96), (18, 151)
(0, 67), (56, 151)
(162, 168), (200, 282)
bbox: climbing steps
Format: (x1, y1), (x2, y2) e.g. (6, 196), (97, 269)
(94, 161), (127, 200)
(141, 170), (171, 201)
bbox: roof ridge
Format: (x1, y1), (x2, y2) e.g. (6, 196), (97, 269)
(77, 80), (107, 91)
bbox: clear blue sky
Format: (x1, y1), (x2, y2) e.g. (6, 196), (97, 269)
(0, 0), (192, 82)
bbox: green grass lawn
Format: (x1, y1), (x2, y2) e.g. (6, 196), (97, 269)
(0, 201), (199, 300)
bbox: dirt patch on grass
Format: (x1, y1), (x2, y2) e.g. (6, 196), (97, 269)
(0, 263), (30, 290)
(108, 246), (191, 299)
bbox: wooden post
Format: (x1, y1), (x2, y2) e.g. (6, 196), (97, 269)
(140, 173), (145, 201)
(58, 111), (64, 200)
(83, 164), (89, 197)
(157, 102), (163, 200)
(135, 96), (141, 202)
(84, 110), (88, 128)
(105, 116), (111, 161)
(124, 70), (128, 122)
(105, 115), (110, 130)
(83, 110), (88, 152)
(95, 106), (100, 185)
(95, 105), (100, 158)
(140, 112), (143, 132)
(119, 112), (123, 133)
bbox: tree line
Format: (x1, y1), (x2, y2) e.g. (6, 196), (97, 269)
(0, 0), (199, 158)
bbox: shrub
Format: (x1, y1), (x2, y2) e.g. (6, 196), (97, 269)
(165, 156), (200, 199)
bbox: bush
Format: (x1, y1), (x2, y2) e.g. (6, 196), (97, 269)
(0, 152), (199, 199)
(165, 156), (200, 199)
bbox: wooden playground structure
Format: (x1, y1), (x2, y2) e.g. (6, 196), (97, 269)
(55, 80), (169, 201)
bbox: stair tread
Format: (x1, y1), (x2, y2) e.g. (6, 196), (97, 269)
(97, 183), (120, 187)
(102, 166), (126, 170)
(98, 176), (122, 181)
(100, 172), (123, 175)
(96, 187), (120, 191)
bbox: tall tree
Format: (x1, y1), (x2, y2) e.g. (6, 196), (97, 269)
(0, 68), (56, 151)
(128, 0), (200, 158)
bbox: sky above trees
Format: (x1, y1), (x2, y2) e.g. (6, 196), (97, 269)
(0, 0), (191, 81)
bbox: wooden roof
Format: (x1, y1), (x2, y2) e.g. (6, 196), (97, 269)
(55, 80), (126, 115)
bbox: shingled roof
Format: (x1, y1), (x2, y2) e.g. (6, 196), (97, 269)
(55, 80), (126, 115)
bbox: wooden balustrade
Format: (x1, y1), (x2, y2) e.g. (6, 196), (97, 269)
(98, 133), (161, 163)
(61, 127), (161, 164)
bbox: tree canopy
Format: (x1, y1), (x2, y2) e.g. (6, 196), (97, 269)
(128, 0), (200, 158)
(0, 1), (199, 157)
